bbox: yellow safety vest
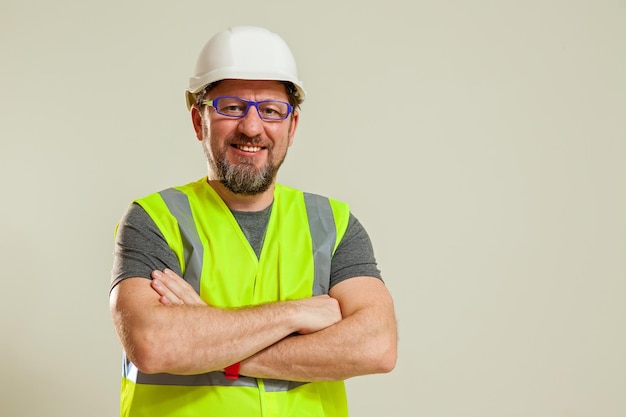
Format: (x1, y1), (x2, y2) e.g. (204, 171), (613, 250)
(119, 178), (351, 417)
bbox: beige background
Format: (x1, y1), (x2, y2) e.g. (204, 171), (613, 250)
(1, 1), (625, 416)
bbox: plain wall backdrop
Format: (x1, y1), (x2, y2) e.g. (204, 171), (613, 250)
(1, 1), (625, 416)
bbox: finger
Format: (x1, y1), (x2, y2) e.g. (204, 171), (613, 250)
(151, 271), (184, 305)
(158, 295), (173, 306)
(151, 278), (183, 305)
(160, 269), (194, 299)
(152, 269), (206, 307)
(161, 269), (206, 306)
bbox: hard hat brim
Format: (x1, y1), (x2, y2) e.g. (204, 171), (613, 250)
(185, 75), (306, 110)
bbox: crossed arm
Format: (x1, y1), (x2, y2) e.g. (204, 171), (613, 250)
(109, 269), (397, 381)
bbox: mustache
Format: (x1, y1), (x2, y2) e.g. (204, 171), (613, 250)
(229, 134), (264, 145)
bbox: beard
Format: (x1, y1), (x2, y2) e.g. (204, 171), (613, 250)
(203, 133), (286, 196)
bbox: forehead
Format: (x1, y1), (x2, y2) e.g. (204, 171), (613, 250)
(209, 79), (288, 100)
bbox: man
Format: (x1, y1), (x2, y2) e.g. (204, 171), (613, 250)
(110, 25), (397, 417)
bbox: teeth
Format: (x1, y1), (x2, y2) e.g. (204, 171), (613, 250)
(237, 145), (262, 152)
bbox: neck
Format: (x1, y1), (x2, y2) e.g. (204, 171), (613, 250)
(206, 179), (275, 212)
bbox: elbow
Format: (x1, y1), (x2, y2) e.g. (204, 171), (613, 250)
(371, 343), (397, 374)
(377, 349), (397, 374)
(369, 334), (397, 374)
(125, 334), (172, 374)
(130, 349), (162, 375)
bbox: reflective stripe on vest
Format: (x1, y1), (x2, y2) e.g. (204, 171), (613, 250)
(124, 355), (306, 391)
(124, 184), (339, 391)
(303, 192), (336, 296)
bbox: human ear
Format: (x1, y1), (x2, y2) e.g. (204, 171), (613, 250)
(287, 110), (299, 147)
(191, 105), (204, 142)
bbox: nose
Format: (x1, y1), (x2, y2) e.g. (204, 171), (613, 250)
(237, 103), (264, 137)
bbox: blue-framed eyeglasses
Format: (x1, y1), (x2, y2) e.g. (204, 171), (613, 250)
(202, 96), (293, 121)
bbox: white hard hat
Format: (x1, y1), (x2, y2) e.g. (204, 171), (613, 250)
(185, 26), (306, 110)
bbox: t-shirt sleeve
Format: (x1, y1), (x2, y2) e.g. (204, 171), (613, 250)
(110, 202), (182, 292)
(329, 213), (383, 288)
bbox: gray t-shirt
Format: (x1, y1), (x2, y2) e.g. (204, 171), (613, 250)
(111, 202), (382, 292)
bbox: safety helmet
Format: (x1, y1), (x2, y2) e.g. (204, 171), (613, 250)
(185, 26), (306, 110)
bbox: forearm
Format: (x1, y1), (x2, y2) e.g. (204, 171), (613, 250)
(140, 304), (298, 375)
(111, 273), (342, 376)
(111, 278), (301, 375)
(240, 289), (397, 381)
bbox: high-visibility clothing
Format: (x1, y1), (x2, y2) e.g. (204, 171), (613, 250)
(119, 178), (351, 417)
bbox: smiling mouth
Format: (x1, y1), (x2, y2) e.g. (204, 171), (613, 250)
(233, 144), (265, 153)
